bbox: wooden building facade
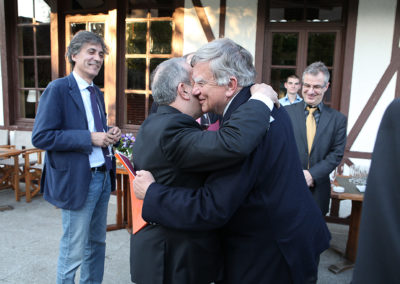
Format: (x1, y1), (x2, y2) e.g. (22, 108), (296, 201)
(0, 0), (399, 168)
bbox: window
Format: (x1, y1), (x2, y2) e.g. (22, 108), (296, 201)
(259, 0), (345, 108)
(124, 2), (175, 126)
(65, 16), (108, 89)
(269, 31), (338, 106)
(269, 0), (343, 23)
(3, 0), (183, 128)
(17, 0), (51, 119)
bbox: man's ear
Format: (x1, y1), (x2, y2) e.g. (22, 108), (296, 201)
(177, 83), (190, 100)
(323, 82), (330, 91)
(71, 53), (77, 63)
(225, 76), (238, 98)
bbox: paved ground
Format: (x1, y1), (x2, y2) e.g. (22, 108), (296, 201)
(0, 186), (354, 283)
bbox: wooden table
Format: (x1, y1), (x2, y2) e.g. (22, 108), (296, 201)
(0, 148), (23, 201)
(107, 167), (132, 232)
(327, 176), (364, 273)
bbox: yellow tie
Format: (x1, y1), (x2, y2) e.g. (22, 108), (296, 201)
(306, 106), (317, 154)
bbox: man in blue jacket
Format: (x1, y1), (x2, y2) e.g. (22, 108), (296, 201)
(32, 31), (121, 284)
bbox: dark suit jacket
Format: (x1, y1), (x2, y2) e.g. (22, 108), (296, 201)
(285, 102), (347, 214)
(131, 92), (271, 284)
(142, 89), (331, 284)
(352, 99), (400, 284)
(32, 73), (116, 210)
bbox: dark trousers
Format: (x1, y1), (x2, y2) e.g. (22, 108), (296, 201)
(305, 256), (320, 284)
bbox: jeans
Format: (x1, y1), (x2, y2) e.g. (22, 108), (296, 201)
(56, 171), (111, 284)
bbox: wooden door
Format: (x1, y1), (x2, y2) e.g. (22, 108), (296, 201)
(65, 12), (117, 124)
(264, 28), (342, 108)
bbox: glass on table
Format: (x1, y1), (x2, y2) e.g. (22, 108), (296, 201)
(349, 165), (369, 185)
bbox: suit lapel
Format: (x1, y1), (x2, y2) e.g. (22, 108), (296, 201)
(67, 74), (88, 125)
(222, 86), (251, 123)
(313, 104), (332, 147)
(294, 103), (308, 151)
(67, 74), (108, 130)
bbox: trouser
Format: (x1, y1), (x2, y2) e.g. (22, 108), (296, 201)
(56, 171), (111, 284)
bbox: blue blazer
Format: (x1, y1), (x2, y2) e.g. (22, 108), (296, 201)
(142, 88), (331, 283)
(32, 73), (116, 210)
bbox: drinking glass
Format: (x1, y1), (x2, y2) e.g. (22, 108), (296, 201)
(349, 165), (368, 185)
(105, 116), (114, 157)
(200, 113), (211, 130)
(329, 167), (338, 182)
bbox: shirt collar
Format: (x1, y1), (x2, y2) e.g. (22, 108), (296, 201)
(72, 71), (93, 92)
(303, 100), (323, 112)
(293, 93), (302, 102)
(223, 93), (239, 117)
(283, 93), (302, 102)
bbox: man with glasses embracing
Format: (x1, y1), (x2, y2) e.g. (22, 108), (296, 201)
(133, 42), (331, 284)
(285, 61), (347, 217)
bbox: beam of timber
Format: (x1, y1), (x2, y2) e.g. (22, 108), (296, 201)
(219, 0), (226, 38)
(346, 2), (400, 151)
(192, 0), (215, 42)
(345, 51), (400, 150)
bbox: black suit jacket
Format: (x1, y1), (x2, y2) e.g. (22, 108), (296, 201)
(352, 99), (400, 284)
(131, 93), (271, 284)
(285, 102), (347, 214)
(142, 89), (331, 284)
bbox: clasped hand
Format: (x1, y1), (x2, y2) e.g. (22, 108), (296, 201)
(133, 170), (155, 200)
(250, 83), (280, 108)
(91, 126), (121, 148)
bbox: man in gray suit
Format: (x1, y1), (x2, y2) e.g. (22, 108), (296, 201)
(285, 61), (347, 215)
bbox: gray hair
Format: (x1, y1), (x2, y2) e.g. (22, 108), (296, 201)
(302, 61), (330, 86)
(151, 57), (192, 105)
(66, 31), (109, 69)
(191, 38), (256, 86)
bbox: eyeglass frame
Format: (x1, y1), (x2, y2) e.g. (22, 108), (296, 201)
(193, 78), (220, 88)
(302, 82), (328, 92)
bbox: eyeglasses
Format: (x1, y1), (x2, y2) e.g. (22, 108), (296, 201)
(302, 83), (326, 92)
(193, 78), (218, 88)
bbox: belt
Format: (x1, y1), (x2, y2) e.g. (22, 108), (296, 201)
(91, 164), (107, 172)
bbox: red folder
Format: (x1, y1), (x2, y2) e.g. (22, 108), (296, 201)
(115, 153), (147, 234)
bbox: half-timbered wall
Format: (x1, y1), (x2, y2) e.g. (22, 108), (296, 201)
(182, 0), (399, 169)
(183, 0), (258, 58)
(183, 0), (219, 54)
(0, 0), (399, 165)
(224, 0), (258, 56)
(345, 0), (398, 167)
